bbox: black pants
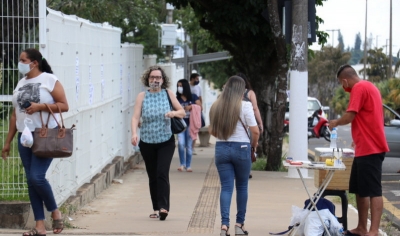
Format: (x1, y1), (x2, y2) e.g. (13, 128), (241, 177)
(139, 135), (175, 211)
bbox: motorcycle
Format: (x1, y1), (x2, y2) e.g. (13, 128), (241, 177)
(308, 108), (331, 142)
(283, 119), (289, 133)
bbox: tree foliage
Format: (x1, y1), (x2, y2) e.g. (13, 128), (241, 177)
(308, 46), (351, 113)
(359, 48), (390, 82)
(348, 33), (363, 65)
(168, 0), (327, 170)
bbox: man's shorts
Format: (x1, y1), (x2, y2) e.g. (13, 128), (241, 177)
(349, 153), (385, 197)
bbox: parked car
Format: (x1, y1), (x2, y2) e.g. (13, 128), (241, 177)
(285, 96), (330, 121)
(383, 104), (400, 159)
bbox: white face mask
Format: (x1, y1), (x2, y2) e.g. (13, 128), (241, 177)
(18, 62), (33, 75)
(177, 87), (183, 94)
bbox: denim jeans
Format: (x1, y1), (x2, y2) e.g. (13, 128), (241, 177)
(18, 133), (58, 221)
(177, 127), (193, 168)
(215, 141), (251, 227)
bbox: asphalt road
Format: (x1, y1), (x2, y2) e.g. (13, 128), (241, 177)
(308, 124), (400, 173)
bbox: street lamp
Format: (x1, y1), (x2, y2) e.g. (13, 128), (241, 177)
(326, 29), (340, 47)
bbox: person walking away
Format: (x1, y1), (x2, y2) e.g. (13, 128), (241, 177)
(237, 73), (263, 179)
(131, 66), (185, 220)
(175, 79), (201, 172)
(189, 73), (202, 154)
(1, 48), (68, 236)
(209, 76), (260, 236)
(329, 65), (389, 236)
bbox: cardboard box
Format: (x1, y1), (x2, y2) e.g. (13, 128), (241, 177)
(314, 148), (354, 190)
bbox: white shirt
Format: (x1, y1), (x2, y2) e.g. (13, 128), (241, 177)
(217, 101), (257, 143)
(190, 84), (202, 98)
(12, 72), (61, 132)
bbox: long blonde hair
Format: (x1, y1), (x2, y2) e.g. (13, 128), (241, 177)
(209, 76), (245, 140)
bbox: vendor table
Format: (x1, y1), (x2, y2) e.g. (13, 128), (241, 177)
(283, 161), (346, 236)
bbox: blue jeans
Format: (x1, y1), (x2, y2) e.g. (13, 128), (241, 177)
(215, 141), (251, 227)
(18, 133), (58, 221)
(177, 127), (193, 168)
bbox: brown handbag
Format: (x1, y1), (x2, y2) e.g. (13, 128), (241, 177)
(238, 117), (257, 163)
(32, 103), (76, 158)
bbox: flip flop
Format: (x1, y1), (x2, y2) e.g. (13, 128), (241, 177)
(343, 230), (361, 236)
(149, 213), (159, 218)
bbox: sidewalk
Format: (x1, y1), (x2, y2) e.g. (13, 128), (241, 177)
(0, 137), (360, 236)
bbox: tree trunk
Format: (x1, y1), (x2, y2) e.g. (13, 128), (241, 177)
(259, 0), (289, 171)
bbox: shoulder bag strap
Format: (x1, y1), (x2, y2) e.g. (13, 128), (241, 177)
(165, 89), (173, 110)
(238, 117), (250, 141)
(239, 117), (255, 153)
(43, 103), (62, 128)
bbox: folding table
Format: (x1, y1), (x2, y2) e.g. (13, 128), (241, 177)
(282, 161), (346, 236)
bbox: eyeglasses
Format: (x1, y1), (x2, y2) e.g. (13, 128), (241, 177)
(149, 76), (163, 80)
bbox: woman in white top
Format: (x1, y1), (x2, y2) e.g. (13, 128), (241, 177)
(209, 76), (260, 236)
(1, 48), (68, 236)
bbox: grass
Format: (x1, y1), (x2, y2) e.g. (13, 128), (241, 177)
(251, 134), (289, 172)
(0, 116), (28, 201)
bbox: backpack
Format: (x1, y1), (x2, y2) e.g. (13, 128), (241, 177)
(304, 197), (335, 216)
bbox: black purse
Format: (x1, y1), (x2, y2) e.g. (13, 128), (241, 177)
(165, 90), (187, 134)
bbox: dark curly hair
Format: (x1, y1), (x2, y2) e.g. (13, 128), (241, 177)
(140, 65), (170, 89)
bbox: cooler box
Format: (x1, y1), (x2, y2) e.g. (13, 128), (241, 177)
(314, 147), (355, 190)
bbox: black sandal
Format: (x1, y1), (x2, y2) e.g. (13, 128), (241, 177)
(159, 208), (168, 221)
(235, 224), (248, 235)
(220, 225), (230, 236)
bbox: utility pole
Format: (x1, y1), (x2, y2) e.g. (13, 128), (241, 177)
(326, 29), (340, 47)
(389, 0), (393, 78)
(363, 0), (367, 80)
(165, 4), (174, 62)
(287, 0), (308, 178)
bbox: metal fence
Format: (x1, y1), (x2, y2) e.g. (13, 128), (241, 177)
(0, 0), (145, 204)
(0, 0), (45, 201)
(0, 0), (214, 206)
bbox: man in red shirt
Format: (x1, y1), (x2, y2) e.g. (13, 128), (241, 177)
(329, 65), (389, 236)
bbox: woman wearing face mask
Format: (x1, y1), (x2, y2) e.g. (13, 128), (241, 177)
(131, 66), (185, 220)
(175, 79), (201, 172)
(1, 48), (69, 236)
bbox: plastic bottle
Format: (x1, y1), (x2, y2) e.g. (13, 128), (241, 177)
(330, 127), (337, 149)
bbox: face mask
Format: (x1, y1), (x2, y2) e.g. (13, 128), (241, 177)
(194, 81), (200, 85)
(341, 80), (352, 93)
(18, 62), (33, 75)
(149, 81), (162, 90)
(177, 87), (183, 94)
(342, 85), (352, 93)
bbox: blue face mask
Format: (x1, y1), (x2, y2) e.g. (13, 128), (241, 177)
(194, 81), (199, 85)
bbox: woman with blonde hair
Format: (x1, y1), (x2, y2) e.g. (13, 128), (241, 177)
(209, 76), (259, 236)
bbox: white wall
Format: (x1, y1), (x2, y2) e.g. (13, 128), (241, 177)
(45, 9), (143, 204)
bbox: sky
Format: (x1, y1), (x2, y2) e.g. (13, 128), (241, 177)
(310, 0), (400, 56)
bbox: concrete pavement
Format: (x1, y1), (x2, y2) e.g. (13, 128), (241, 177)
(0, 137), (370, 236)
